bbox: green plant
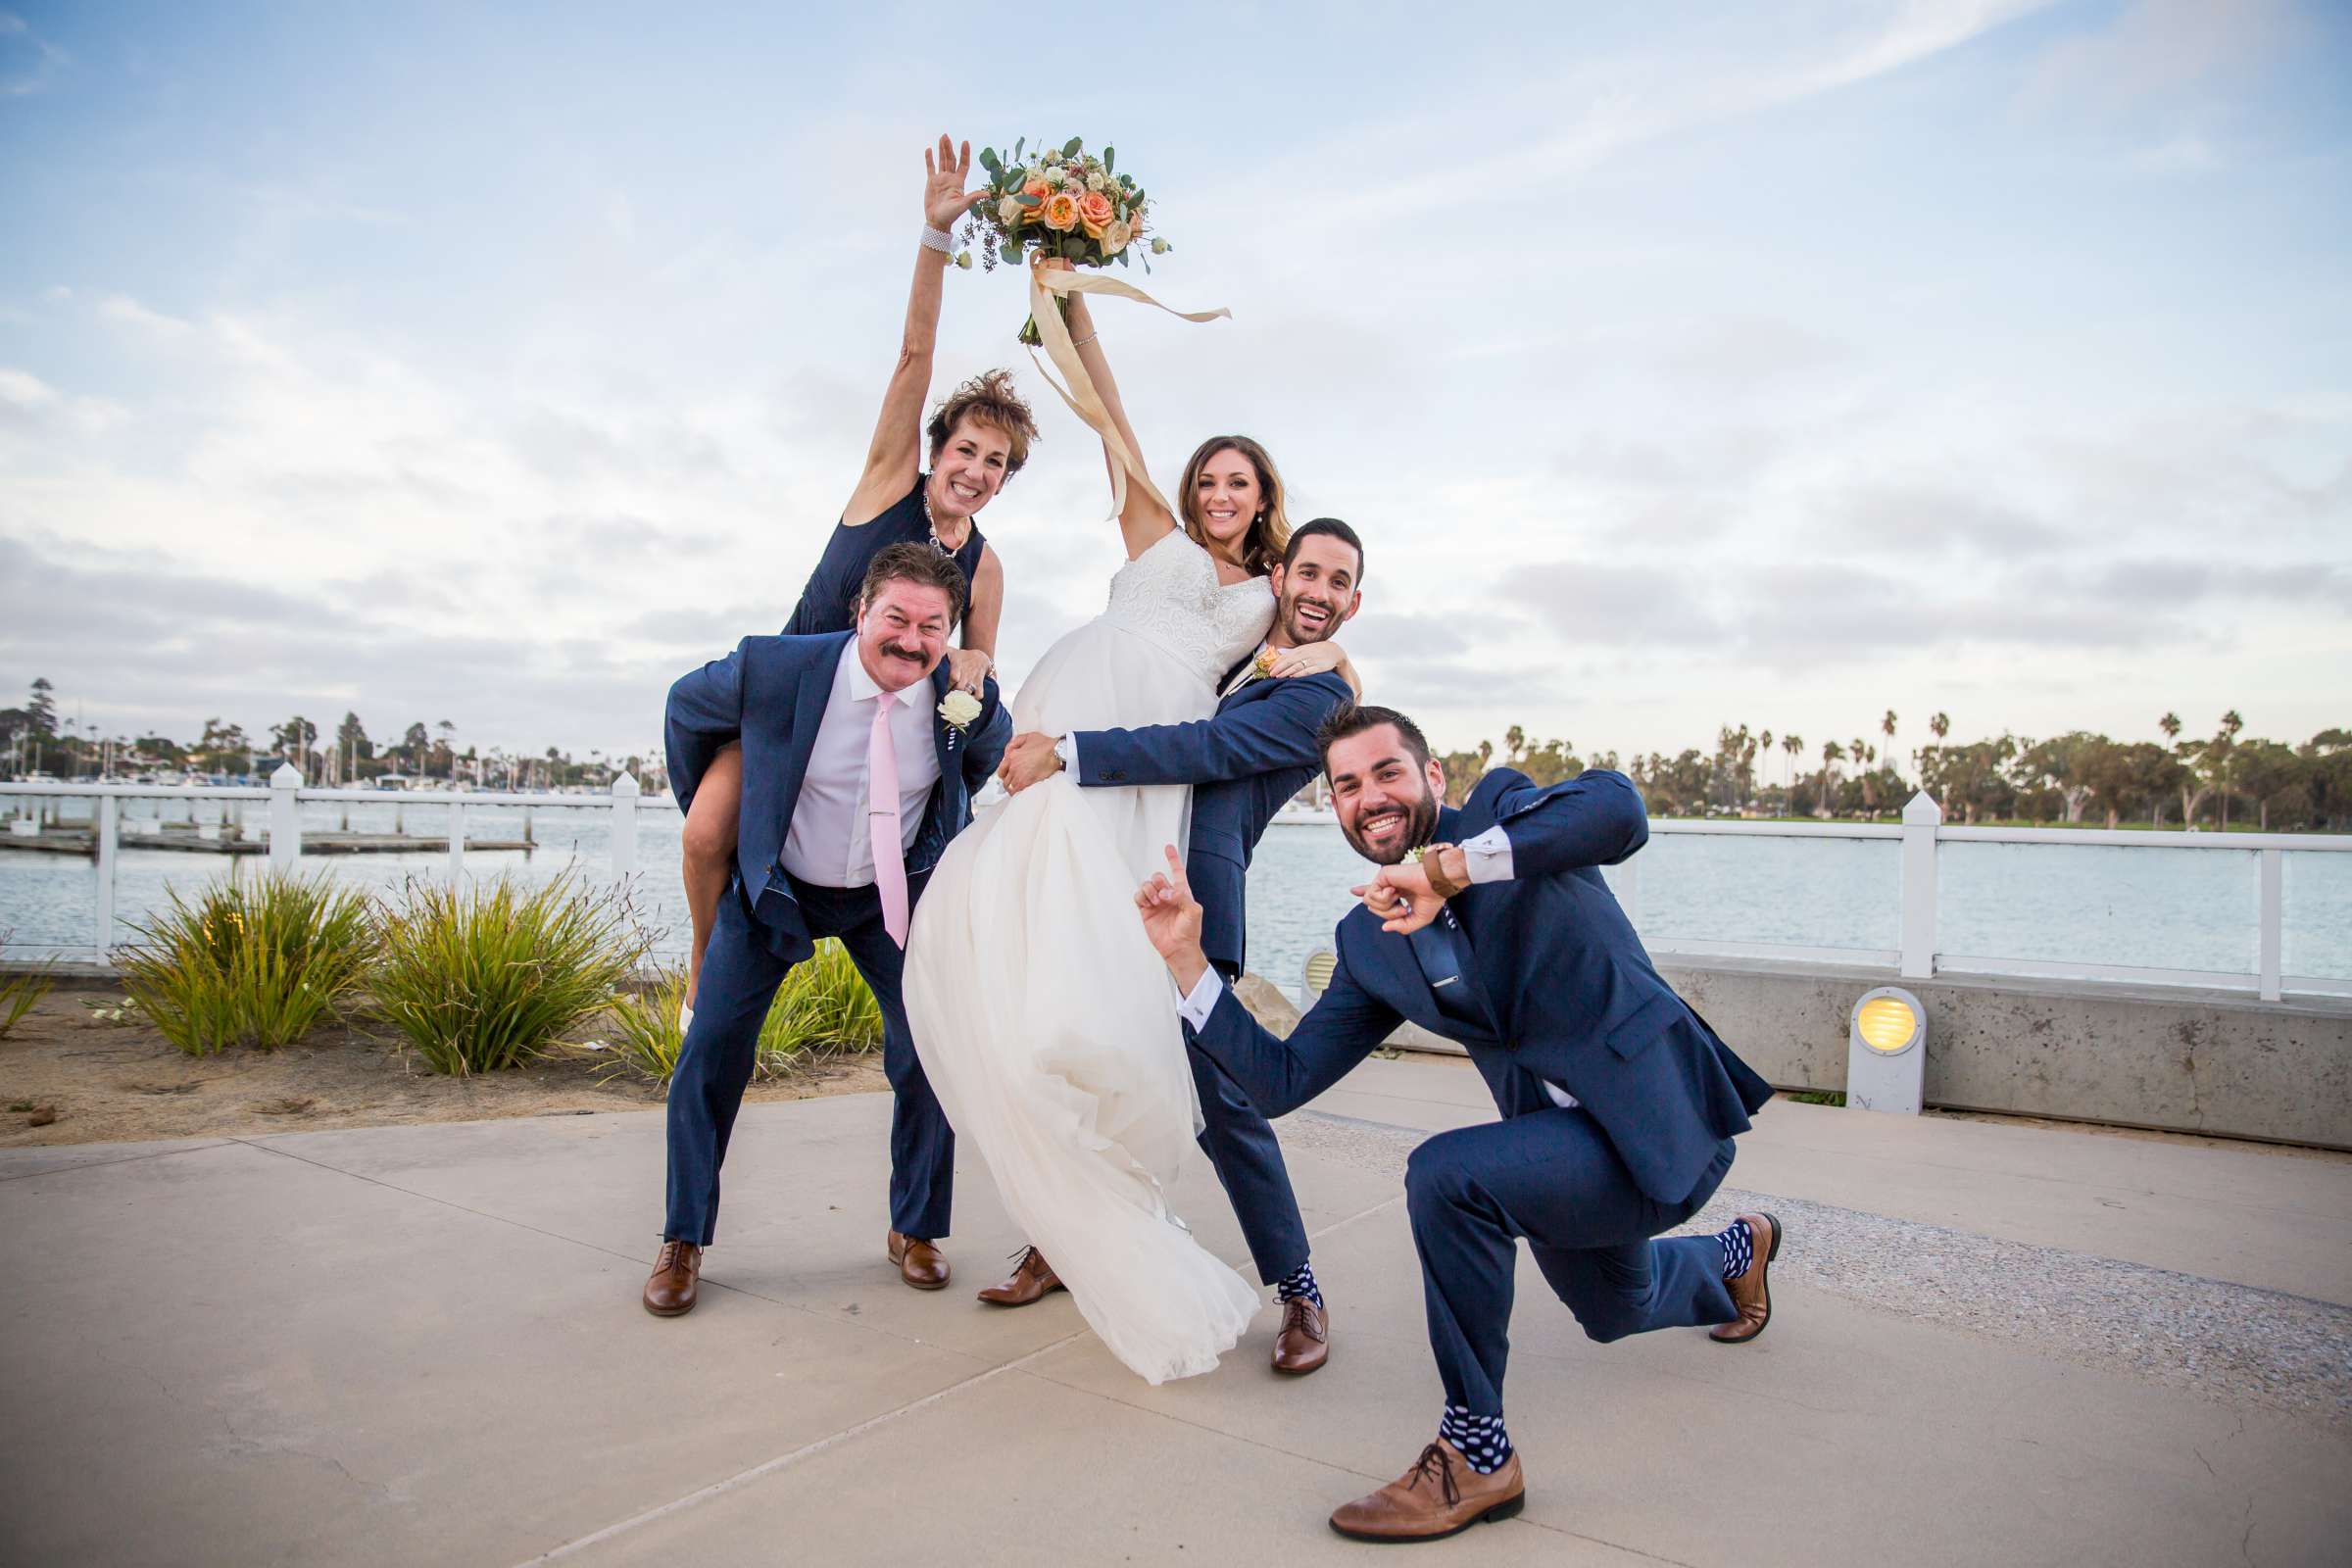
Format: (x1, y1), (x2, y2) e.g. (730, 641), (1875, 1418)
(599, 964), (692, 1085)
(757, 939), (884, 1073)
(596, 942), (883, 1088)
(114, 872), (377, 1055)
(0, 952), (55, 1039)
(373, 871), (649, 1075)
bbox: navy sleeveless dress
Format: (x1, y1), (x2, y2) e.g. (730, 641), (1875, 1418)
(783, 477), (987, 635)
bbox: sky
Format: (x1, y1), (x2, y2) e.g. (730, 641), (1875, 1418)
(2, 0), (2348, 771)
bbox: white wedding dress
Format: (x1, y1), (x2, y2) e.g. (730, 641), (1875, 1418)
(904, 528), (1273, 1383)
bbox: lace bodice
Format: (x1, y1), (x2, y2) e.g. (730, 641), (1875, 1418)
(1101, 529), (1273, 688)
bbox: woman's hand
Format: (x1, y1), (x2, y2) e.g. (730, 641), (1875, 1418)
(1268, 640), (1357, 695)
(944, 646), (994, 696)
(923, 134), (981, 233)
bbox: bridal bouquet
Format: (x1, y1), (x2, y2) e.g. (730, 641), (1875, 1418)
(958, 136), (1172, 344)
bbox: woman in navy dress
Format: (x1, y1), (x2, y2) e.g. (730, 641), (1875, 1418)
(679, 135), (1041, 1009)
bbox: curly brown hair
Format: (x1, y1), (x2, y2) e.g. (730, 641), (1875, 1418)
(1178, 435), (1292, 576)
(859, 540), (967, 629)
(926, 368), (1040, 480)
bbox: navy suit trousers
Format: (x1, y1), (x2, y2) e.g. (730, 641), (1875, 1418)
(1405, 1107), (1738, 1414)
(1186, 959), (1310, 1285)
(664, 873), (953, 1246)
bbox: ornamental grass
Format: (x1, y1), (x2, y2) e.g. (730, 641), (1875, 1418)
(597, 942), (883, 1088)
(114, 872), (377, 1056)
(0, 943), (55, 1040)
(373, 870), (649, 1075)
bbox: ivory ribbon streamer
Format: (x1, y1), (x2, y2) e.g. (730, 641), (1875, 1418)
(1027, 264), (1229, 521)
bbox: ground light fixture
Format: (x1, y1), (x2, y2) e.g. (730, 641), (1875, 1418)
(1847, 986), (1925, 1114)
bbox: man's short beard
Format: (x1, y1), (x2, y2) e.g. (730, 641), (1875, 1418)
(1280, 594), (1337, 647)
(1343, 787), (1441, 866)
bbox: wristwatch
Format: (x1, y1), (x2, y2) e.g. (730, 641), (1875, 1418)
(1421, 842), (1470, 900)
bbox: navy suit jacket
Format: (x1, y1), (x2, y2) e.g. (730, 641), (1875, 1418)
(1189, 767), (1774, 1205)
(665, 632), (1010, 958)
(1072, 669), (1352, 974)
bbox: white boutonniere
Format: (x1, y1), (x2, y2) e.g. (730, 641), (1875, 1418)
(938, 689), (982, 749)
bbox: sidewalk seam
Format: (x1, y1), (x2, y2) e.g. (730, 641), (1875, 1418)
(0, 1140), (234, 1183)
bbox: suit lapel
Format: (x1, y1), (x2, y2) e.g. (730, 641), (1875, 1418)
(779, 634), (847, 836)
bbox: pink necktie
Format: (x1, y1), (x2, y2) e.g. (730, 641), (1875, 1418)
(867, 687), (910, 947)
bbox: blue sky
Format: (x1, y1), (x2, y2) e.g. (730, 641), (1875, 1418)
(3, 0), (2347, 769)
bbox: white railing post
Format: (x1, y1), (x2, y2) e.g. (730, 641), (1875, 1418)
(1900, 791), (1941, 980)
(448, 789), (467, 882)
(611, 771), (639, 883)
(94, 791), (118, 962)
(269, 763), (303, 872)
(1617, 854), (1642, 931)
(2257, 848), (2282, 1003)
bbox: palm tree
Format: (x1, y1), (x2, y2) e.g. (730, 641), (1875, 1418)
(1930, 712), (1949, 742)
(1782, 732), (1802, 816)
(1819, 739), (1844, 818)
(1881, 710), (1898, 785)
(2217, 710), (2244, 830)
(2160, 711), (2180, 744)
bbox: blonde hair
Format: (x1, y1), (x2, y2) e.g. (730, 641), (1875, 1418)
(1178, 435), (1291, 577)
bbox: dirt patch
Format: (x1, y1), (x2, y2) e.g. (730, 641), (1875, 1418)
(0, 993), (886, 1148)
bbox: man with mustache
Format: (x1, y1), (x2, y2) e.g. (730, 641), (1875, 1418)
(1136, 705), (1778, 1543)
(646, 543), (1011, 1314)
(990, 517), (1365, 1375)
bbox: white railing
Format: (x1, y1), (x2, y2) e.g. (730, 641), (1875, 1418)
(0, 765), (641, 966)
(1626, 792), (2351, 1002)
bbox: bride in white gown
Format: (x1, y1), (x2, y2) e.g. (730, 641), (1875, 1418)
(903, 273), (1348, 1383)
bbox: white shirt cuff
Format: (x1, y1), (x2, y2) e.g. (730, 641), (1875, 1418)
(1054, 734), (1078, 774)
(1176, 965), (1225, 1031)
(1460, 825), (1514, 883)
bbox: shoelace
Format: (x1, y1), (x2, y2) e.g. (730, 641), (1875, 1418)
(1405, 1443), (1461, 1507)
(656, 1241), (686, 1272)
(1002, 1247), (1049, 1280)
(1281, 1297), (1320, 1336)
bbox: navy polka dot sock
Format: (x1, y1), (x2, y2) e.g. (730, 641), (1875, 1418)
(1438, 1405), (1511, 1474)
(1275, 1261), (1322, 1310)
(1718, 1218), (1754, 1281)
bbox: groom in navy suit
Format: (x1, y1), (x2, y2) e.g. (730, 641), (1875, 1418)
(989, 518), (1365, 1376)
(645, 543), (1011, 1316)
(1138, 705), (1779, 1544)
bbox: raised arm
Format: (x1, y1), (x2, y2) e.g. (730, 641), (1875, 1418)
(1484, 768), (1649, 877)
(1052, 266), (1176, 561)
(942, 545), (1004, 695)
(662, 643), (750, 814)
(841, 135), (982, 528)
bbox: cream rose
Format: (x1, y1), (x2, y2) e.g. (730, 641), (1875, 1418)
(938, 690), (983, 729)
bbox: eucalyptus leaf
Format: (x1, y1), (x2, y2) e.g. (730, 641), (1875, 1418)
(1103, 146), (1115, 174)
(1000, 240), (1023, 267)
(1061, 136), (1082, 157)
(1016, 193), (1041, 208)
(1014, 136), (1025, 159)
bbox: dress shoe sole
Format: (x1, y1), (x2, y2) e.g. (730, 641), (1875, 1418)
(976, 1283), (1063, 1307)
(1329, 1489), (1524, 1543)
(1710, 1210), (1782, 1347)
(642, 1296), (696, 1318)
(899, 1272), (950, 1292)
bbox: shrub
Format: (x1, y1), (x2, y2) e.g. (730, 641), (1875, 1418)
(758, 939), (884, 1072)
(596, 942), (884, 1088)
(373, 871), (649, 1075)
(115, 872), (377, 1055)
(0, 948), (55, 1040)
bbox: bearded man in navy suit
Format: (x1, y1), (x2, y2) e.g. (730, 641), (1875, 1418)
(1137, 705), (1780, 1544)
(645, 542), (1011, 1316)
(986, 518), (1366, 1377)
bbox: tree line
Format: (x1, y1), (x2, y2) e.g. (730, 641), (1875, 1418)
(1, 679), (650, 792)
(1432, 710), (2352, 832)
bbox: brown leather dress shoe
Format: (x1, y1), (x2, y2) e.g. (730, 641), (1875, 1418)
(1710, 1211), (1783, 1344)
(886, 1230), (950, 1291)
(1272, 1295), (1329, 1375)
(1329, 1440), (1525, 1544)
(975, 1246), (1063, 1306)
(643, 1240), (702, 1317)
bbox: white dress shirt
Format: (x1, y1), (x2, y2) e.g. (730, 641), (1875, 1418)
(1173, 823), (1579, 1108)
(779, 641), (942, 890)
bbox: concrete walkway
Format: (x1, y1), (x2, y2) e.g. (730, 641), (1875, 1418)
(3, 1057), (2347, 1566)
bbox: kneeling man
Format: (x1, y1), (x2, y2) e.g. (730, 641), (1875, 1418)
(1136, 705), (1779, 1544)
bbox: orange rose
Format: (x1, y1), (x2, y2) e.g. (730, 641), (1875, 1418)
(1077, 190), (1115, 238)
(1041, 191), (1080, 232)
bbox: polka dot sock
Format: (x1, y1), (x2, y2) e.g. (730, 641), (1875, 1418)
(1438, 1405), (1512, 1474)
(1275, 1261), (1322, 1311)
(1718, 1218), (1754, 1281)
